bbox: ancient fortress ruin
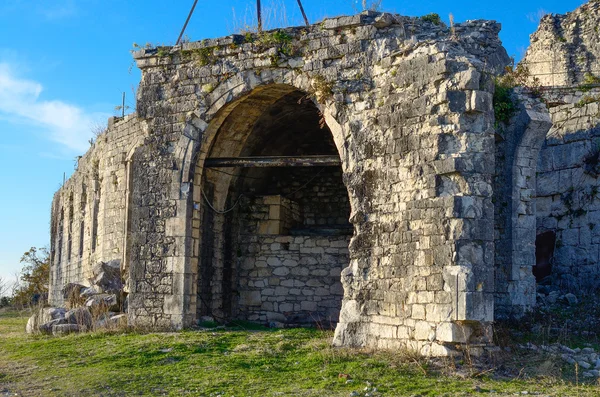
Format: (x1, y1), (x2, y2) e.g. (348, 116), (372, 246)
(48, 2), (600, 355)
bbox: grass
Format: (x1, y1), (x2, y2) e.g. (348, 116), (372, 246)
(1, 309), (599, 396)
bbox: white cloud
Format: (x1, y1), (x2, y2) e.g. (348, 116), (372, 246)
(0, 0), (78, 20)
(38, 0), (78, 20)
(0, 63), (109, 153)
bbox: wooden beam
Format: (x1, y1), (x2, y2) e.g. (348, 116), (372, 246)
(204, 155), (341, 168)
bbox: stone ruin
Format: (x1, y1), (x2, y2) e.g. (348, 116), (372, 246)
(45, 1), (600, 355)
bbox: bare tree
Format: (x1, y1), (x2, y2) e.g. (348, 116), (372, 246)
(0, 276), (8, 298)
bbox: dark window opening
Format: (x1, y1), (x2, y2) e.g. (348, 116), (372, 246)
(534, 231), (556, 283)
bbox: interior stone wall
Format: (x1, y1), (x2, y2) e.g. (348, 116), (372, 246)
(237, 233), (350, 326)
(49, 115), (148, 306)
(258, 167), (351, 229)
(535, 101), (600, 291)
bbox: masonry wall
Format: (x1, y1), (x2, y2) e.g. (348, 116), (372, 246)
(493, 92), (552, 318)
(237, 234), (350, 326)
(536, 100), (600, 291)
(123, 11), (510, 355)
(522, 0), (600, 294)
(264, 167), (351, 229)
(523, 1), (600, 87)
(49, 115), (148, 306)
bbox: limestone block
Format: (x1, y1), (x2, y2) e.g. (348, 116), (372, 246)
(414, 321), (435, 341)
(301, 301), (318, 311)
(436, 322), (472, 343)
(240, 291), (262, 306)
(411, 304), (425, 320)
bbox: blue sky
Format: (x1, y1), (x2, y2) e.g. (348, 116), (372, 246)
(0, 0), (586, 289)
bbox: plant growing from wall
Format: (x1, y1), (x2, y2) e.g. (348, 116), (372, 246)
(493, 64), (544, 129)
(257, 30), (298, 58)
(420, 13), (442, 25)
(493, 80), (517, 129)
(583, 143), (600, 177)
(310, 74), (334, 102)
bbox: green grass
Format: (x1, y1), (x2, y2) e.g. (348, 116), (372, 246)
(0, 309), (598, 396)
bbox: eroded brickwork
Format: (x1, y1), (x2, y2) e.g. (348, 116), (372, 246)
(522, 1), (600, 294)
(49, 115), (148, 305)
(48, 5), (600, 356)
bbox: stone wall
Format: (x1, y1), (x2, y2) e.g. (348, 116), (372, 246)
(49, 115), (148, 305)
(521, 1), (600, 294)
(493, 91), (552, 318)
(49, 8), (528, 355)
(523, 1), (600, 87)
(237, 234), (350, 326)
(536, 100), (600, 291)
(263, 167), (351, 229)
(123, 11), (510, 355)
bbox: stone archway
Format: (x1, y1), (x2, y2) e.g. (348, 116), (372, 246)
(493, 92), (552, 317)
(191, 84), (353, 327)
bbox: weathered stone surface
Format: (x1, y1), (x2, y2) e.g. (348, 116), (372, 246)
(91, 260), (122, 294)
(96, 313), (127, 329)
(85, 294), (120, 312)
(26, 307), (67, 334)
(80, 286), (102, 298)
(46, 3), (599, 356)
(61, 283), (86, 301)
(52, 324), (81, 335)
(65, 307), (93, 328)
(39, 318), (67, 335)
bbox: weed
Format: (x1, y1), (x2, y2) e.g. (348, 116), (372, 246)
(575, 94), (598, 108)
(310, 74), (334, 102)
(583, 144), (600, 177)
(493, 80), (517, 128)
(196, 47), (216, 66)
(578, 73), (600, 92)
(421, 13), (442, 25)
(256, 30), (297, 57)
(493, 64), (544, 129)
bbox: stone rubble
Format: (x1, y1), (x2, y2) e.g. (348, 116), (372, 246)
(519, 342), (600, 378)
(26, 259), (127, 335)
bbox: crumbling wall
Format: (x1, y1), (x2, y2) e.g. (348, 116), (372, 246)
(493, 92), (552, 318)
(521, 0), (600, 294)
(124, 11), (509, 355)
(536, 102), (600, 291)
(49, 115), (148, 306)
(523, 1), (600, 87)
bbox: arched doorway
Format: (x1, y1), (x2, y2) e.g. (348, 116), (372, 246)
(193, 85), (352, 327)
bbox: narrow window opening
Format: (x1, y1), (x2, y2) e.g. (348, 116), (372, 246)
(534, 231), (556, 283)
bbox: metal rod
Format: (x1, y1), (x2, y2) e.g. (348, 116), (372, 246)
(257, 0), (263, 32)
(121, 92), (125, 118)
(176, 0), (199, 46)
(296, 0), (309, 26)
(205, 155), (341, 168)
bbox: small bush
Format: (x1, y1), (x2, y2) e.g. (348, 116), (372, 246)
(421, 13), (442, 25)
(493, 81), (517, 127)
